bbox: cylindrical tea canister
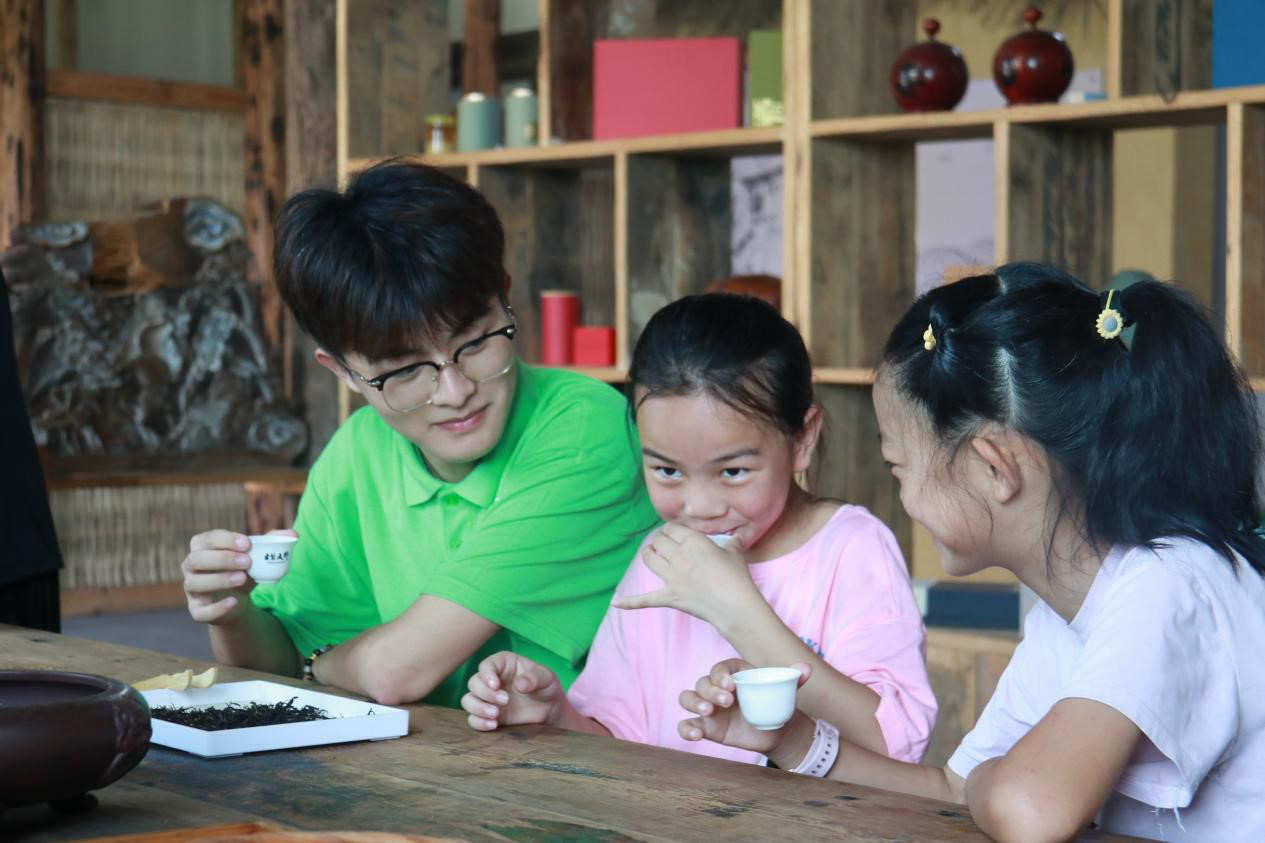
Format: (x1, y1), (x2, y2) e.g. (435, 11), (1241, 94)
(457, 92), (501, 151)
(540, 290), (580, 365)
(504, 87), (539, 148)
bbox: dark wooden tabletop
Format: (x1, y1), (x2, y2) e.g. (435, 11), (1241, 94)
(0, 627), (1127, 842)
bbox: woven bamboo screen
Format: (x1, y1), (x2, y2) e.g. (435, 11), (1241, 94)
(44, 97), (246, 222)
(51, 484), (248, 589)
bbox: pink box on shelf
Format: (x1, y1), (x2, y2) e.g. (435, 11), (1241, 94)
(593, 37), (741, 140)
(572, 326), (616, 367)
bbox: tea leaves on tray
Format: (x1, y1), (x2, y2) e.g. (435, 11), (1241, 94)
(151, 696), (333, 730)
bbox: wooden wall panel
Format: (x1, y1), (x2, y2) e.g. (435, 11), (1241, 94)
(810, 0), (911, 120)
(625, 155), (731, 348)
(1119, 0), (1212, 98)
(347, 0), (449, 159)
(1004, 124), (1112, 285)
(809, 384), (910, 560)
(809, 138), (915, 369)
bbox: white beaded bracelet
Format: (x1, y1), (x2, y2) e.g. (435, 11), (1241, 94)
(790, 719), (840, 777)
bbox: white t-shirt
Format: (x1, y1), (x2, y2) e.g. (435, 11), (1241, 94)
(947, 538), (1265, 841)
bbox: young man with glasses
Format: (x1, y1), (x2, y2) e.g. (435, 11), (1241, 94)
(181, 160), (658, 706)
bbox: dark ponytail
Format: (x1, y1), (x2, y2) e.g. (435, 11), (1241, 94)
(882, 261), (1265, 574)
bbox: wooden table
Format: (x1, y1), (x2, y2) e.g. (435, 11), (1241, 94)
(0, 628), (1120, 842)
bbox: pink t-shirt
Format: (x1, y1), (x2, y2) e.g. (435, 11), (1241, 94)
(568, 505), (937, 764)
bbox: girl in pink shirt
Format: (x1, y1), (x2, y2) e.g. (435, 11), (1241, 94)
(461, 293), (936, 764)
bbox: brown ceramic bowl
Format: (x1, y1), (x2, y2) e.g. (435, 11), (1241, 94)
(0, 669), (152, 810)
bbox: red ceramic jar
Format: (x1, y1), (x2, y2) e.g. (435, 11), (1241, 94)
(890, 19), (968, 113)
(993, 7), (1074, 105)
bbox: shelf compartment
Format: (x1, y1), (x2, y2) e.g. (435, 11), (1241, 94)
(1001, 116), (1230, 326)
(808, 136), (916, 370)
(478, 161), (617, 368)
(808, 383), (910, 560)
(542, 0), (782, 143)
(624, 148), (782, 353)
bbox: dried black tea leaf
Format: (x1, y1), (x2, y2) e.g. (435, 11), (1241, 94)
(152, 696), (333, 730)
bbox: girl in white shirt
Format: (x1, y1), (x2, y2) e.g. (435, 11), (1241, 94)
(675, 262), (1265, 842)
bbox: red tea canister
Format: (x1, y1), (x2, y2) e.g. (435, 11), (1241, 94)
(540, 290), (580, 365)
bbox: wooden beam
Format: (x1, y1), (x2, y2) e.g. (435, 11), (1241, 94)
(1, 0), (46, 249)
(55, 0), (75, 70)
(45, 69), (249, 111)
(462, 0), (499, 96)
(286, 0), (342, 457)
(546, 0), (598, 142)
(241, 0), (287, 354)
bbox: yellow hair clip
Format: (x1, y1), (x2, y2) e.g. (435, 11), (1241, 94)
(1096, 290), (1124, 340)
(922, 324), (937, 351)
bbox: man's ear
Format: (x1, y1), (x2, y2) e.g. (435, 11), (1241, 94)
(314, 347), (363, 394)
(792, 404), (824, 475)
(968, 431), (1023, 505)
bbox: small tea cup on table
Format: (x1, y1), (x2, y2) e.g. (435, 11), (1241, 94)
(731, 666), (801, 730)
(247, 535), (298, 583)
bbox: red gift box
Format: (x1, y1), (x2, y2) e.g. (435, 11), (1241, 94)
(572, 326), (616, 367)
(593, 37), (741, 140)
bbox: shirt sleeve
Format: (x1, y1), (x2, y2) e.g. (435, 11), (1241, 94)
(818, 516), (938, 763)
(1060, 560), (1237, 808)
(250, 472), (380, 659)
(424, 402), (657, 667)
(946, 614), (1046, 780)
(567, 555), (657, 743)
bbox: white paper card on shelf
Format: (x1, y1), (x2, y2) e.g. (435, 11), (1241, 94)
(140, 680), (409, 758)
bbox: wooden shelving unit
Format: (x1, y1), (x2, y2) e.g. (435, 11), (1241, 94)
(334, 0), (1265, 560)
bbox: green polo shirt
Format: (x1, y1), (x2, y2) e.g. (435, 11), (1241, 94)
(252, 363), (658, 708)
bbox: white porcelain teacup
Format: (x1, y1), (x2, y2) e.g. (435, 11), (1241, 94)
(247, 535), (298, 583)
(731, 666), (801, 731)
(705, 533), (739, 549)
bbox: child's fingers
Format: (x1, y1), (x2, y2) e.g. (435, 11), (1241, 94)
(678, 688), (714, 716)
(467, 670), (511, 706)
(460, 691), (503, 729)
(465, 711), (500, 732)
(611, 588), (672, 611)
(709, 658), (747, 692)
(792, 661), (813, 687)
(475, 651), (518, 693)
(694, 674), (733, 708)
(678, 716), (706, 742)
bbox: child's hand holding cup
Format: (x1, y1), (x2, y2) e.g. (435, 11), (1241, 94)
(247, 534), (298, 583)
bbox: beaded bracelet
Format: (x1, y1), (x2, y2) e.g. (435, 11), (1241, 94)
(790, 719), (840, 778)
(302, 643), (335, 682)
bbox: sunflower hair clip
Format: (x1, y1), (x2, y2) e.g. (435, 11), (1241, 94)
(1095, 290), (1125, 340)
(922, 324), (937, 352)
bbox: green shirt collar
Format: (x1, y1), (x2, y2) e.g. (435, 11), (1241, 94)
(399, 361), (535, 509)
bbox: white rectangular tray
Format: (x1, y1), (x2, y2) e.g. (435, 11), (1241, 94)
(140, 680), (409, 758)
